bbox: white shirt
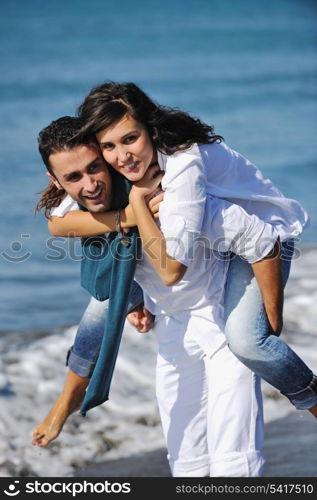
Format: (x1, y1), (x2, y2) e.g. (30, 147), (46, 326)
(157, 141), (309, 265)
(51, 194), (79, 217)
(50, 141), (305, 318)
(133, 193), (276, 316)
(51, 196), (277, 319)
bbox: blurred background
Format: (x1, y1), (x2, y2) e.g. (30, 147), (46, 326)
(1, 0), (316, 333)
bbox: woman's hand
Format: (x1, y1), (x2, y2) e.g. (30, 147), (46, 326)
(146, 191), (164, 220)
(130, 164), (164, 200)
(128, 165), (187, 286)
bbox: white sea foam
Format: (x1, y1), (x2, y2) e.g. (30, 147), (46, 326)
(0, 247), (316, 477)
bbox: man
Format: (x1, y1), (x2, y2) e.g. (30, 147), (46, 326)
(32, 116), (155, 446)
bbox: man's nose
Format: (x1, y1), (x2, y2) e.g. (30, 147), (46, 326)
(83, 175), (97, 193)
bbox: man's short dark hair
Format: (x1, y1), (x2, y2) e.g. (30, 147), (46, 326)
(38, 116), (94, 176)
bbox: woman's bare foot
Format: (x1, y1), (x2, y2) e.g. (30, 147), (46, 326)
(308, 405), (317, 418)
(32, 371), (89, 447)
(32, 395), (76, 446)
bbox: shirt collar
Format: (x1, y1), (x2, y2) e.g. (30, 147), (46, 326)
(156, 149), (168, 172)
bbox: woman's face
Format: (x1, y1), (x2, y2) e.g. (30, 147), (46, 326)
(96, 114), (157, 182)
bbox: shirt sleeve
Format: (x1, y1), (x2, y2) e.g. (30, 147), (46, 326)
(50, 195), (79, 217)
(158, 144), (207, 266)
(200, 196), (278, 264)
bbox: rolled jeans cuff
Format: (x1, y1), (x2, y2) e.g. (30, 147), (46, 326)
(283, 374), (317, 410)
(66, 347), (96, 378)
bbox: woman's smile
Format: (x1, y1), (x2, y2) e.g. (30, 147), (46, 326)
(96, 114), (157, 182)
(121, 160), (139, 172)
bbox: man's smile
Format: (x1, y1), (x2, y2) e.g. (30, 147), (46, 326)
(82, 185), (104, 202)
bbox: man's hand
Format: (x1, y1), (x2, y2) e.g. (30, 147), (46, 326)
(126, 304), (155, 333)
(251, 238), (284, 337)
(267, 314), (283, 337)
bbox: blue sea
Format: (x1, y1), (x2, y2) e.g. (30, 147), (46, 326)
(0, 0), (316, 332)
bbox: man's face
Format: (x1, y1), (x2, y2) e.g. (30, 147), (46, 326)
(48, 144), (112, 212)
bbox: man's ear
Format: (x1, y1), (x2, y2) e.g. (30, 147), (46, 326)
(47, 172), (62, 190)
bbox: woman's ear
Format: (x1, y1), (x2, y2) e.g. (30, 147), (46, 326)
(47, 172), (62, 190)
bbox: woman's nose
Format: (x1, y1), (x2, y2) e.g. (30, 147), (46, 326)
(118, 146), (131, 164)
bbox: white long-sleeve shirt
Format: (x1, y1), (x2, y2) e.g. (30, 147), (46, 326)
(157, 141), (308, 266)
(133, 194), (276, 316)
(51, 141), (307, 320)
(51, 192), (277, 315)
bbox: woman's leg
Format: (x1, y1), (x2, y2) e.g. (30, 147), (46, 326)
(67, 296), (109, 377)
(32, 370), (90, 446)
(68, 280), (144, 376)
(32, 281), (145, 446)
(224, 242), (317, 412)
(32, 296), (108, 447)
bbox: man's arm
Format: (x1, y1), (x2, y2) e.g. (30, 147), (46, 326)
(251, 239), (284, 335)
(48, 204), (136, 237)
(201, 196), (284, 335)
(47, 193), (165, 238)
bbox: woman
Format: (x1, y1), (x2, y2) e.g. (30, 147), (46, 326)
(53, 81), (316, 414)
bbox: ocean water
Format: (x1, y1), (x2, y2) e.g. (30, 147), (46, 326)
(0, 0), (316, 332)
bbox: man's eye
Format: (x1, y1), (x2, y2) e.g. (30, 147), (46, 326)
(67, 174), (80, 182)
(88, 164), (99, 173)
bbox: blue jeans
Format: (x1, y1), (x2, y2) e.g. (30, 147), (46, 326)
(224, 240), (317, 410)
(66, 280), (143, 377)
(67, 243), (317, 410)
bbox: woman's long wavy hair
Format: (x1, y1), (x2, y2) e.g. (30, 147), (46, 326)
(35, 116), (93, 218)
(78, 82), (223, 154)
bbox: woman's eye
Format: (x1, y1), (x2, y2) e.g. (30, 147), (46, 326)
(101, 143), (113, 150)
(125, 135), (138, 144)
